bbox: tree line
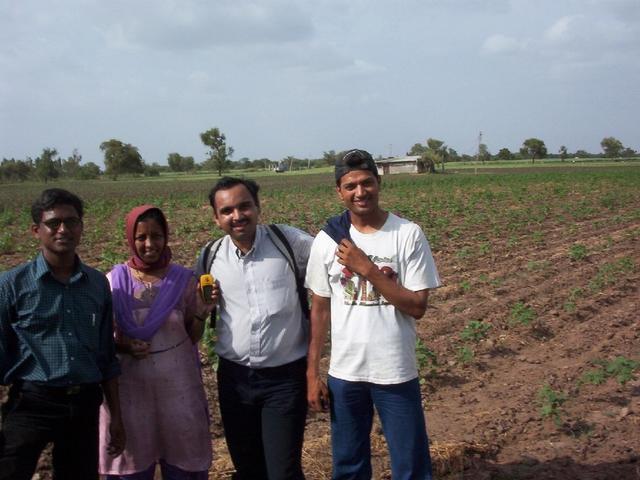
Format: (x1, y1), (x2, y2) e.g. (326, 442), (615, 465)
(1, 129), (636, 183)
(406, 136), (637, 172)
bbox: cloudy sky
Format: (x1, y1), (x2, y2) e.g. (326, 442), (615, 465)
(1, 0), (638, 166)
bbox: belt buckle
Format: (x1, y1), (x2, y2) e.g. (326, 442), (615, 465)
(65, 385), (82, 395)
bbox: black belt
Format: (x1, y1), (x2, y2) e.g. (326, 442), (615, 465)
(18, 381), (100, 397)
(219, 356), (307, 376)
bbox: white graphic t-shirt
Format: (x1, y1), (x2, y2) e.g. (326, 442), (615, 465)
(305, 213), (441, 384)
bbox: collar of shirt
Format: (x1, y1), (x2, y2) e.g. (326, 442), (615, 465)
(34, 252), (86, 284)
(234, 224), (264, 260)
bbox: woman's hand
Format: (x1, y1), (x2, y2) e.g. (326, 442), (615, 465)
(128, 339), (151, 359)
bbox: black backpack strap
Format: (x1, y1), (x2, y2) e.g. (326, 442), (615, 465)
(266, 225), (310, 321)
(196, 237), (224, 277)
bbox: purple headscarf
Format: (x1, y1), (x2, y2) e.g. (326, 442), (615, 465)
(110, 206), (193, 341)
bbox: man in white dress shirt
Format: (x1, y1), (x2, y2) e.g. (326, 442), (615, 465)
(196, 177), (312, 480)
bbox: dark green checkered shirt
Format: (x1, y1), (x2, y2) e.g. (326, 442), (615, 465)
(0, 253), (120, 386)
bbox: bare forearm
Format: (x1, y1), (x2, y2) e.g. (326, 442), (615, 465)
(307, 295), (331, 379)
(337, 239), (429, 319)
(362, 265), (429, 319)
(102, 375), (126, 456)
(102, 376), (122, 418)
(187, 315), (206, 343)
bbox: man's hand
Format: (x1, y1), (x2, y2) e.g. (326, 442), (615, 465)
(336, 239), (375, 277)
(107, 414), (126, 457)
(307, 376), (330, 412)
(195, 278), (219, 318)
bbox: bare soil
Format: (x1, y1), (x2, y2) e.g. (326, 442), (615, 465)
(205, 205), (640, 479)
(1, 170), (638, 479)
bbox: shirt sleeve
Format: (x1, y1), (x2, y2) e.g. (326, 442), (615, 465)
(280, 225), (314, 279)
(194, 245), (208, 277)
(0, 275), (16, 385)
(305, 232), (333, 298)
(402, 225), (441, 292)
(98, 277), (121, 381)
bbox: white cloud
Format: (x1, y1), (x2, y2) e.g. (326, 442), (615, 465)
(544, 15), (579, 42)
(1, 0), (639, 162)
(98, 1), (314, 51)
(481, 34), (527, 55)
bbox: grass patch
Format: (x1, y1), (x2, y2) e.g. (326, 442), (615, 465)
(509, 302), (536, 326)
(460, 320), (492, 343)
(578, 356), (640, 386)
(588, 257), (635, 292)
(568, 243), (588, 261)
(416, 338), (438, 382)
(538, 384), (567, 425)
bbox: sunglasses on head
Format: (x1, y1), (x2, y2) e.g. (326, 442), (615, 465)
(41, 217), (83, 230)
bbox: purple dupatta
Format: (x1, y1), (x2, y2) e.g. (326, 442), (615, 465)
(110, 263), (194, 341)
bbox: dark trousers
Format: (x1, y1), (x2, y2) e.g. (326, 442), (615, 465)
(217, 357), (307, 480)
(0, 382), (103, 480)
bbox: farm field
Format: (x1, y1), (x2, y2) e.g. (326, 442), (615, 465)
(1, 165), (639, 479)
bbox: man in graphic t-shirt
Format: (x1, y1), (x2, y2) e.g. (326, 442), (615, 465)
(305, 149), (441, 480)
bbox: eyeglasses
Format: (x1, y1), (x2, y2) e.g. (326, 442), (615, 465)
(41, 217), (83, 230)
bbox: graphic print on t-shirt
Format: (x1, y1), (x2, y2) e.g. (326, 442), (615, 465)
(340, 255), (398, 306)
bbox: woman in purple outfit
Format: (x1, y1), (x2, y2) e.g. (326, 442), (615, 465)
(98, 205), (214, 479)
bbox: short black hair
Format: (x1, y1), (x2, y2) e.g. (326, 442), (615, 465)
(135, 208), (168, 237)
(208, 177), (260, 210)
(31, 188), (84, 224)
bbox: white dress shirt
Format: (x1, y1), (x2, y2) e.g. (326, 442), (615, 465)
(210, 224), (313, 368)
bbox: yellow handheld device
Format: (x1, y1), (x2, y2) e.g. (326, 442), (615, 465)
(199, 274), (215, 303)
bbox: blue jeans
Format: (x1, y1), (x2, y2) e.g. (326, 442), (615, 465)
(328, 376), (432, 480)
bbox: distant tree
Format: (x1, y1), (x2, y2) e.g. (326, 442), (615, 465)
(428, 138), (448, 172)
(77, 162), (101, 180)
(253, 158), (271, 170)
(167, 153), (183, 172)
(621, 147), (637, 158)
(60, 149), (83, 178)
(167, 153), (195, 172)
(282, 156), (301, 171)
(236, 157), (251, 170)
(200, 128), (233, 176)
(521, 138), (547, 163)
(574, 149), (590, 158)
(478, 143), (491, 164)
(600, 137), (624, 158)
(559, 145), (568, 162)
(100, 139), (144, 179)
(322, 150), (339, 166)
(35, 148), (61, 183)
(182, 156), (195, 171)
(407, 143), (427, 156)
(497, 148), (513, 161)
(447, 148), (459, 162)
(0, 158), (33, 182)
(412, 138), (447, 173)
(144, 163), (161, 177)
